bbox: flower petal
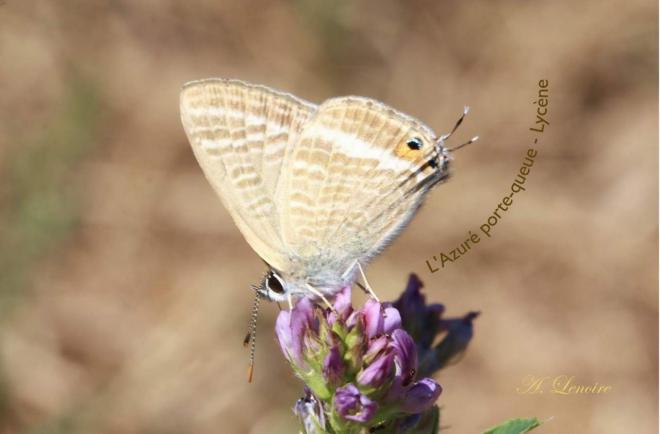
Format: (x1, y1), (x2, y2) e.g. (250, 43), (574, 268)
(357, 351), (394, 388)
(322, 344), (344, 385)
(392, 274), (426, 322)
(422, 311), (480, 375)
(275, 310), (295, 362)
(393, 274), (448, 346)
(400, 378), (442, 414)
(276, 297), (317, 367)
(362, 299), (384, 339)
(383, 305), (401, 334)
(391, 329), (417, 382)
(363, 335), (388, 364)
(333, 286), (353, 318)
(334, 384), (377, 423)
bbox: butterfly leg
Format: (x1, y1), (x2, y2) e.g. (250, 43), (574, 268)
(305, 283), (336, 312)
(287, 292), (294, 311)
(357, 262), (380, 302)
(341, 260), (358, 280)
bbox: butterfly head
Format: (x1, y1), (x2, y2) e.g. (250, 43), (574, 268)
(429, 138), (452, 174)
(255, 269), (291, 302)
(401, 123), (454, 183)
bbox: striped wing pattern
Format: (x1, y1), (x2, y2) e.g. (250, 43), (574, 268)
(277, 97), (442, 281)
(180, 79), (317, 271)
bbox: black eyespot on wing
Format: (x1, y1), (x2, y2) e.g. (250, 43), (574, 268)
(267, 274), (285, 294)
(406, 137), (423, 150)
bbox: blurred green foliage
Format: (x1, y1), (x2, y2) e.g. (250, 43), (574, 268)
(0, 75), (100, 430)
(295, 0), (353, 61)
(0, 76), (100, 314)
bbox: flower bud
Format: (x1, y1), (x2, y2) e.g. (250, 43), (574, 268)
(322, 344), (345, 386)
(363, 335), (388, 364)
(333, 383), (377, 423)
(383, 305), (402, 334)
(275, 297), (317, 368)
(357, 350), (394, 389)
(391, 329), (417, 382)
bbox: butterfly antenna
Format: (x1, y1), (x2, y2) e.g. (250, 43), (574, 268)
(435, 106), (479, 152)
(447, 135), (479, 152)
(245, 288), (261, 383)
(438, 106), (470, 143)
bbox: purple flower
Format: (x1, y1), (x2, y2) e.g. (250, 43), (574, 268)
(344, 298), (401, 339)
(275, 297), (316, 367)
(323, 344), (344, 386)
(420, 311), (480, 374)
(334, 384), (377, 423)
(357, 350), (394, 388)
(363, 335), (388, 364)
(276, 277), (477, 432)
(399, 378), (442, 414)
(393, 274), (444, 349)
(390, 329), (417, 383)
(394, 274), (479, 377)
(362, 299), (384, 338)
(328, 285), (353, 326)
(383, 305), (402, 334)
(386, 329), (440, 410)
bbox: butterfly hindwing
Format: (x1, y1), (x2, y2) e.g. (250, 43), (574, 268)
(180, 79), (317, 271)
(277, 96), (443, 277)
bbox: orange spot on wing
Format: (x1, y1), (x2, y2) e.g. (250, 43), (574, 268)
(394, 141), (422, 161)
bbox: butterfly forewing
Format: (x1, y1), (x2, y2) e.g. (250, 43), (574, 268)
(180, 79), (317, 271)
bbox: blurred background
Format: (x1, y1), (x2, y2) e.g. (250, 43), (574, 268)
(0, 1), (657, 433)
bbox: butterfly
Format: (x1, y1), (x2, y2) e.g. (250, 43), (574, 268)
(180, 78), (475, 307)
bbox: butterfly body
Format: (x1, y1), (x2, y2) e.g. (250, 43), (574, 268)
(180, 79), (453, 302)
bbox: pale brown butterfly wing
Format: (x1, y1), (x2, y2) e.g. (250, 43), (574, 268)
(276, 96), (443, 283)
(180, 79), (317, 271)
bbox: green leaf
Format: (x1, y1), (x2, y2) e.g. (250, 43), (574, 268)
(481, 417), (541, 434)
(364, 406), (440, 434)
